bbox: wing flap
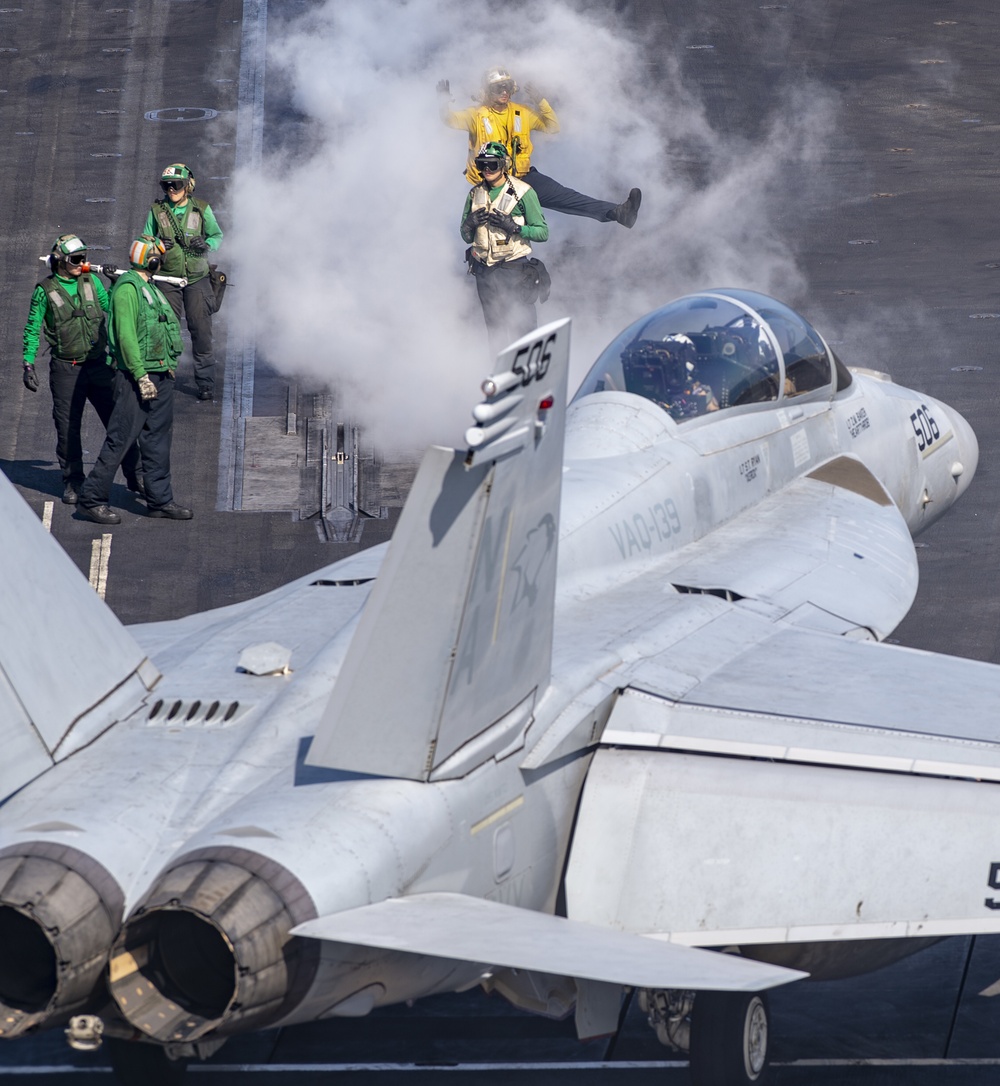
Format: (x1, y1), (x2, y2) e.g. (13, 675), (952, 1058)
(565, 746), (1000, 946)
(605, 682), (1000, 781)
(291, 892), (804, 991)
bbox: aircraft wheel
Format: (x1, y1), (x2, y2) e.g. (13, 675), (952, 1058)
(106, 1038), (188, 1085)
(688, 990), (770, 1086)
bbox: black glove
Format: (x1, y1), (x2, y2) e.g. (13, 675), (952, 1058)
(436, 79), (450, 95)
(487, 209), (520, 236)
(22, 365), (38, 392)
(463, 206), (489, 234)
(160, 237), (175, 250)
(186, 236), (208, 253)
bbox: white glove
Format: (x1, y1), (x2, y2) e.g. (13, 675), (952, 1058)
(137, 374), (158, 401)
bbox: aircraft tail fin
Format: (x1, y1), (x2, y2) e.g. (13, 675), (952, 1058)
(0, 473), (158, 802)
(307, 319), (571, 780)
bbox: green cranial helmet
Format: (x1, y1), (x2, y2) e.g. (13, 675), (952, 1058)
(129, 234), (166, 270)
(474, 141), (511, 174)
(160, 162), (195, 193)
(51, 233), (87, 259)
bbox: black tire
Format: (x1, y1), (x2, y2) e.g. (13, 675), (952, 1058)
(688, 990), (770, 1086)
(106, 1038), (188, 1086)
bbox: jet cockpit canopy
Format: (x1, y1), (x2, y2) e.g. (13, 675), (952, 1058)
(574, 290), (849, 422)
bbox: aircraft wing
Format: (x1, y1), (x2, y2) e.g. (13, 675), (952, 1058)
(291, 891), (804, 991)
(565, 629), (1000, 946)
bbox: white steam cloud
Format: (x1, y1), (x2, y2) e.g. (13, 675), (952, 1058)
(227, 0), (838, 451)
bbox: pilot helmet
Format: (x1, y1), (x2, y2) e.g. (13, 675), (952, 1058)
(660, 335), (698, 387)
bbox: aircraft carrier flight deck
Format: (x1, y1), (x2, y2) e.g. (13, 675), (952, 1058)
(1, 0), (999, 1082)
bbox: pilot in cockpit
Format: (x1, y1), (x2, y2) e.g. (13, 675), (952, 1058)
(621, 334), (719, 420)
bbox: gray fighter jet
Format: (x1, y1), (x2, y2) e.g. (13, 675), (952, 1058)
(0, 290), (992, 1085)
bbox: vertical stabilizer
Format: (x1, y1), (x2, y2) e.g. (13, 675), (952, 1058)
(0, 474), (156, 801)
(307, 319), (571, 780)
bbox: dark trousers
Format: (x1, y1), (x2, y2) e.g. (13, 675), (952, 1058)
(473, 258), (538, 360)
(49, 357), (141, 486)
(81, 370), (175, 511)
(523, 167), (617, 222)
(161, 277), (216, 393)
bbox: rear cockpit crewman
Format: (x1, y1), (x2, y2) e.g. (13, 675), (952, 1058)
(621, 334), (719, 420)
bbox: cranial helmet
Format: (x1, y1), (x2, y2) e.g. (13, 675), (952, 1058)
(129, 234), (167, 271)
(482, 66), (517, 96)
(51, 233), (87, 259)
(475, 141), (511, 172)
(160, 162), (195, 193)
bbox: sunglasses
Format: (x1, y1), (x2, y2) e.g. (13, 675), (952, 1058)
(476, 158), (503, 173)
(65, 253), (88, 266)
(160, 179), (186, 192)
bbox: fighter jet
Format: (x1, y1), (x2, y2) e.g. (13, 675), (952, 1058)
(0, 289), (994, 1086)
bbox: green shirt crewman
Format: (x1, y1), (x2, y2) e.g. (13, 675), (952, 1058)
(79, 236), (192, 525)
(460, 141), (550, 361)
(20, 233), (142, 505)
(142, 162), (223, 401)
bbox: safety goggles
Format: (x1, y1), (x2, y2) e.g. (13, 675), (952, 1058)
(160, 179), (186, 192)
(475, 158), (503, 174)
(65, 253), (88, 266)
(490, 81), (514, 95)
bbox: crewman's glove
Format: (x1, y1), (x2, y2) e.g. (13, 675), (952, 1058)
(22, 365), (38, 392)
(186, 236), (208, 254)
(160, 237), (175, 250)
(137, 374), (158, 401)
(522, 82), (543, 104)
(487, 209), (521, 236)
(436, 78), (450, 95)
(463, 207), (489, 233)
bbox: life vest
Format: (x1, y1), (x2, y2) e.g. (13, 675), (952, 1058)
(462, 103), (552, 182)
(39, 274), (107, 362)
(108, 271), (183, 373)
(470, 175), (534, 267)
(151, 197), (211, 280)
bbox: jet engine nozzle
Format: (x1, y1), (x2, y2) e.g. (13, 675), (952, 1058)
(0, 847), (123, 1038)
(108, 854), (318, 1043)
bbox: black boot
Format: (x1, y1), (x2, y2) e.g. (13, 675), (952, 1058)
(78, 504), (121, 525)
(610, 188), (642, 229)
